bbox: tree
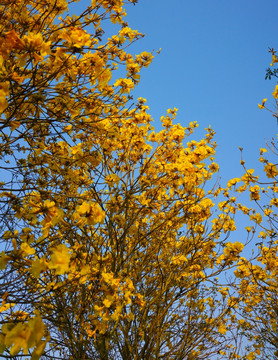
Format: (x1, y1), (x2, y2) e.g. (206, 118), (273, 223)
(232, 49), (278, 360)
(0, 0), (246, 359)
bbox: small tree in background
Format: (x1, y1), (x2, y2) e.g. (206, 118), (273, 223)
(232, 49), (278, 360)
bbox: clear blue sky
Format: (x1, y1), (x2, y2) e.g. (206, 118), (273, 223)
(122, 0), (278, 185)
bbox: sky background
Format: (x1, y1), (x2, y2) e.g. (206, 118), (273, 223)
(120, 0), (278, 186)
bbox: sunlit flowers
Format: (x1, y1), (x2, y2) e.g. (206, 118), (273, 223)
(60, 27), (91, 48)
(249, 185), (260, 201)
(73, 201), (105, 226)
(217, 241), (244, 265)
(227, 177), (241, 189)
(23, 32), (51, 56)
(114, 78), (134, 93)
(264, 162), (278, 178)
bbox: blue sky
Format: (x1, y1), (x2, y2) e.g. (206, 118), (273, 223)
(122, 0), (278, 185)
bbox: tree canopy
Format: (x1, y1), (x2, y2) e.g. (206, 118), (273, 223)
(0, 1), (278, 359)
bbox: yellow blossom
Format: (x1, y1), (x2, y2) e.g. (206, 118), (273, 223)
(249, 185), (260, 201)
(259, 148), (267, 155)
(21, 243), (35, 256)
(48, 244), (71, 275)
(273, 85), (278, 99)
(0, 82), (9, 113)
(264, 208), (273, 216)
(3, 323), (31, 355)
(258, 98), (267, 109)
(30, 258), (48, 278)
(227, 177), (241, 189)
(114, 78), (134, 93)
(270, 198), (278, 207)
(218, 323), (227, 334)
(250, 213), (262, 224)
(0, 303), (15, 313)
(264, 163), (278, 178)
(1, 314), (46, 356)
(74, 201), (105, 226)
(23, 32), (51, 56)
(271, 54), (278, 66)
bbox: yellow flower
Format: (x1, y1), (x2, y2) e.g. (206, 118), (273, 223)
(21, 243), (35, 256)
(23, 32), (51, 56)
(258, 98), (267, 109)
(264, 163), (278, 178)
(0, 82), (9, 113)
(4, 30), (24, 51)
(270, 198), (278, 207)
(227, 177), (241, 189)
(241, 169), (257, 185)
(271, 54), (278, 66)
(249, 185), (260, 201)
(3, 323), (31, 355)
(224, 241), (244, 257)
(1, 314), (46, 356)
(246, 351), (256, 360)
(0, 251), (10, 270)
(250, 213), (262, 224)
(48, 244), (71, 275)
(218, 323), (227, 334)
(74, 201), (105, 226)
(105, 174), (120, 186)
(0, 303), (15, 312)
(209, 162), (219, 172)
(97, 68), (112, 90)
(114, 78), (134, 93)
(30, 258), (48, 278)
(103, 296), (114, 308)
(27, 314), (46, 349)
(273, 85), (278, 99)
(64, 27), (91, 48)
(264, 208), (273, 216)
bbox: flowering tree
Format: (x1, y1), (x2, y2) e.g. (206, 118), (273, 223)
(229, 50), (278, 360)
(0, 0), (247, 359)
